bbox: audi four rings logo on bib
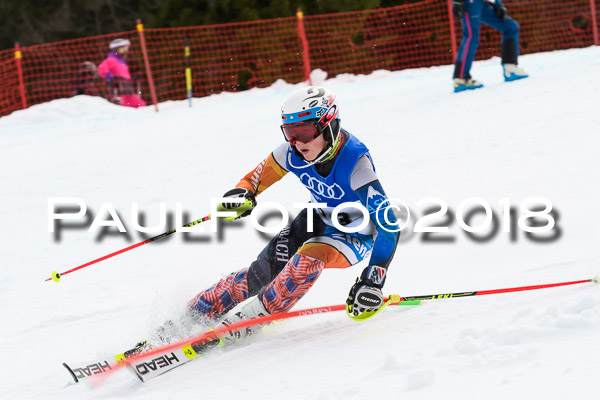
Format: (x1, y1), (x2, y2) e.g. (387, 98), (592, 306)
(300, 173), (345, 199)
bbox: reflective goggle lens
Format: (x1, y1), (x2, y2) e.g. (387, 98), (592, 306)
(281, 122), (320, 145)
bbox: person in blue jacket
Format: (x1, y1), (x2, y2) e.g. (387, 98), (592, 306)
(186, 86), (401, 344)
(452, 0), (528, 92)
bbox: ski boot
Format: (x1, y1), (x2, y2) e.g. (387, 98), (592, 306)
(217, 296), (270, 345)
(453, 77), (484, 92)
(188, 329), (223, 354)
(114, 340), (152, 364)
(503, 64), (528, 82)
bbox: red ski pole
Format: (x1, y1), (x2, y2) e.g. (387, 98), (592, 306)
(46, 215), (210, 282)
(390, 275), (598, 303)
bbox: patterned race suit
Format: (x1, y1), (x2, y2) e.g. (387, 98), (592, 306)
(188, 129), (399, 318)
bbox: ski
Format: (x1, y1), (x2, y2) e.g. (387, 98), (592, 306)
(62, 357), (119, 383)
(64, 335), (221, 383)
(124, 345), (195, 381)
(63, 299), (422, 385)
(63, 340), (149, 383)
(122, 337), (220, 381)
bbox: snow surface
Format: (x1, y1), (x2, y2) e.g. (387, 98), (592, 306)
(1, 46), (599, 400)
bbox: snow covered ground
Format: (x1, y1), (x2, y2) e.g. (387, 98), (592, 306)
(1, 46), (599, 399)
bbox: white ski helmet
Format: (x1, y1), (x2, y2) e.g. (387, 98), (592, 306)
(280, 86), (342, 166)
(109, 38), (131, 50)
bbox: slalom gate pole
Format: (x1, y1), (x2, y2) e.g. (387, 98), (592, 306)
(45, 215), (211, 283)
(184, 38), (192, 108)
(135, 276), (598, 356)
(86, 276), (597, 386)
(446, 0), (458, 61)
(136, 19), (159, 112)
(296, 9), (312, 85)
(14, 43), (27, 110)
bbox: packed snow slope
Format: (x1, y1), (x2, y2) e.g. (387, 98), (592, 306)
(1, 46), (599, 400)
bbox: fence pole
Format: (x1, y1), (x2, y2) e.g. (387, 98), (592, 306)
(14, 43), (27, 110)
(446, 0), (458, 62)
(136, 19), (159, 112)
(296, 9), (313, 85)
(591, 0), (599, 46)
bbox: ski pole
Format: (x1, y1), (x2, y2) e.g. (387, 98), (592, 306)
(78, 276), (597, 386)
(46, 215), (211, 283)
(387, 275), (599, 303)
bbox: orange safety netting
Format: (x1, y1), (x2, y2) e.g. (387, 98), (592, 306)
(145, 17), (304, 100)
(1, 0), (598, 118)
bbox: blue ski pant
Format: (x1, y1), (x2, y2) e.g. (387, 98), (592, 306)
(455, 0), (520, 79)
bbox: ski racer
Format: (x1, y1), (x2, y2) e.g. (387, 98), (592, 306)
(97, 38), (146, 108)
(451, 0), (528, 92)
(187, 86), (401, 343)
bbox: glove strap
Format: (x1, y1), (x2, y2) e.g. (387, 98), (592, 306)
(215, 198), (255, 221)
(346, 296), (394, 321)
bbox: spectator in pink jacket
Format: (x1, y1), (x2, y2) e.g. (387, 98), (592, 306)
(98, 38), (146, 108)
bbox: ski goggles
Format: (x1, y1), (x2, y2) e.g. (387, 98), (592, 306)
(280, 121), (323, 145)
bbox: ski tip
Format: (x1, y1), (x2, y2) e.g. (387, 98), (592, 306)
(63, 362), (79, 383)
(593, 274), (599, 284)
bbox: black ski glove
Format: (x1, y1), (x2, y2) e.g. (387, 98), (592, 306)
(346, 277), (385, 320)
(452, 0), (466, 19)
(217, 188), (256, 221)
(495, 5), (508, 22)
